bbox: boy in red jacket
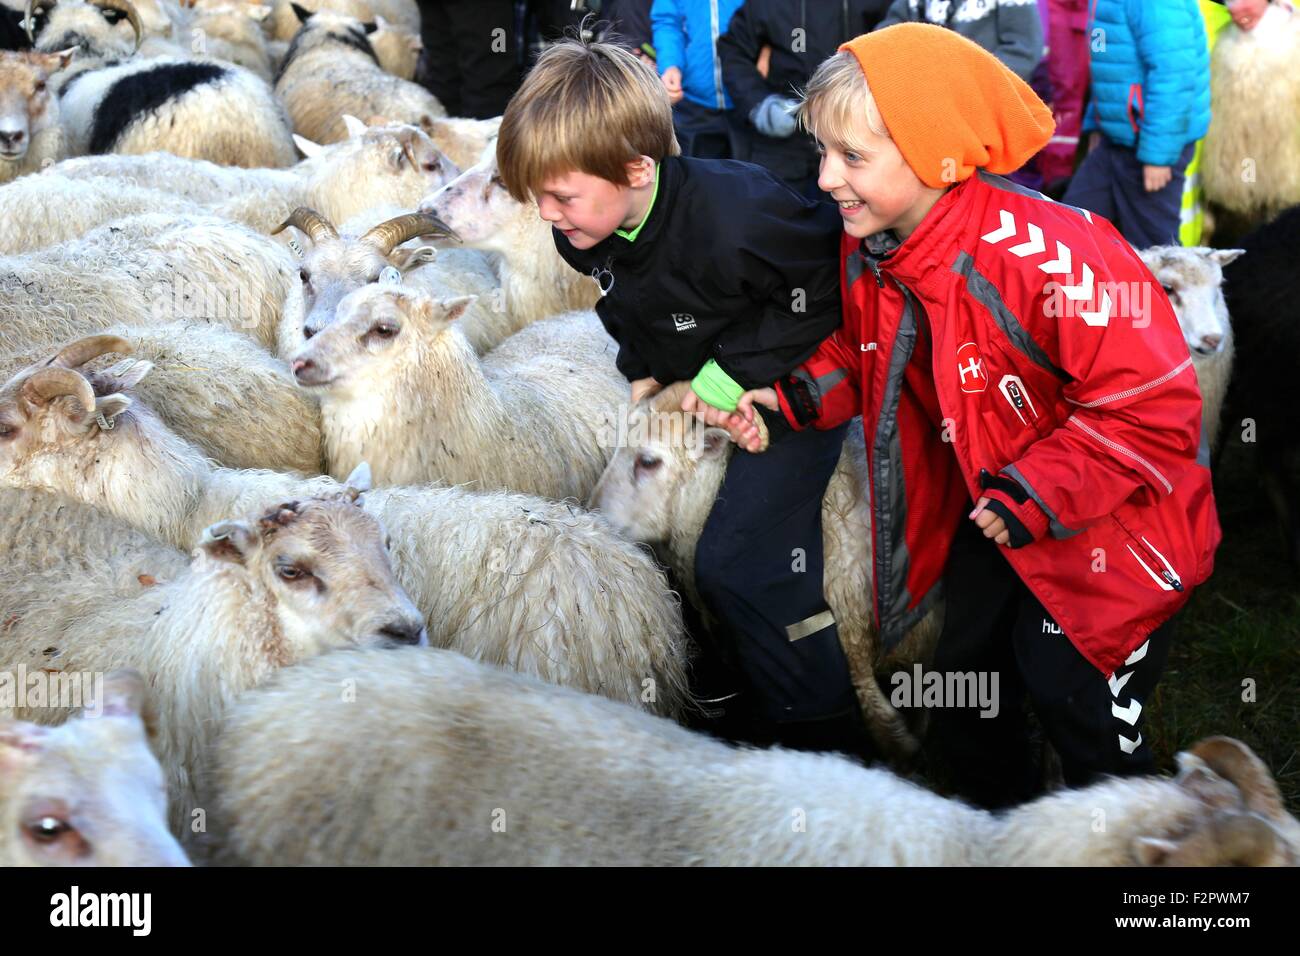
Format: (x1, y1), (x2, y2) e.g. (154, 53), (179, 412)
(713, 24), (1221, 806)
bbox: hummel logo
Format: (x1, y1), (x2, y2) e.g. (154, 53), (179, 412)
(860, 342), (877, 351)
(671, 312), (697, 331)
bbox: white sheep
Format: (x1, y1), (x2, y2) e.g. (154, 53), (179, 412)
(0, 371), (425, 831)
(0, 329), (323, 473)
(273, 204), (506, 355)
(1138, 245), (1243, 453)
(275, 10), (443, 147)
(267, 0), (418, 42)
(420, 151), (602, 328)
(588, 383), (939, 760)
(0, 340), (693, 716)
(1, 670), (191, 866)
(369, 14), (419, 80)
(0, 49), (73, 185)
(290, 285), (628, 500)
(7, 120), (455, 252)
(0, 212), (301, 354)
(1201, 14), (1300, 230)
(202, 646), (1300, 866)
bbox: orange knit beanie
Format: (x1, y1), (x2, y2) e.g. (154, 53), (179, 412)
(839, 23), (1055, 189)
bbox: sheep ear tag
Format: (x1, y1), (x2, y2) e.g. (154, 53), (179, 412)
(379, 266), (402, 287)
(286, 237), (304, 259)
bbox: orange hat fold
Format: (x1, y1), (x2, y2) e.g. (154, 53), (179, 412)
(839, 23), (1055, 188)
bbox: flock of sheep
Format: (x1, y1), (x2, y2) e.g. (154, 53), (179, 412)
(0, 0), (1297, 867)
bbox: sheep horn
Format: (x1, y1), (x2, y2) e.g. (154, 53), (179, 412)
(21, 367), (96, 416)
(272, 207), (339, 243)
(360, 212), (459, 256)
(87, 0), (144, 52)
(49, 335), (132, 369)
(23, 0), (56, 41)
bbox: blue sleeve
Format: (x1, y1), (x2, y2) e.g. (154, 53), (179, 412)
(650, 0), (686, 73)
(1128, 0), (1199, 166)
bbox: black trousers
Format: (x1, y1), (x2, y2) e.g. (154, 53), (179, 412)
(418, 0), (521, 119)
(694, 422), (862, 744)
(925, 516), (1174, 809)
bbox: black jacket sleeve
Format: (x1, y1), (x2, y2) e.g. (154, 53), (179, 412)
(596, 301), (654, 382)
(703, 194), (844, 388)
(717, 2), (774, 121)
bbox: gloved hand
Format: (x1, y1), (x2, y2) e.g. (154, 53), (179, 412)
(749, 94), (800, 138)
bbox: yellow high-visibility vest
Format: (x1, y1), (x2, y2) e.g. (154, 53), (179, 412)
(1180, 0), (1234, 246)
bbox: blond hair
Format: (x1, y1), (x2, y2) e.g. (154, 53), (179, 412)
(798, 50), (891, 154)
(497, 38), (680, 203)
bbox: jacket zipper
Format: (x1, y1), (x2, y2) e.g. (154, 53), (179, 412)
(1114, 514), (1184, 592)
(710, 0), (724, 110)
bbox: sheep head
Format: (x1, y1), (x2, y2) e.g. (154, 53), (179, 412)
(0, 49), (73, 165)
(1133, 737), (1299, 866)
(288, 285), (473, 394)
(587, 381), (733, 545)
(0, 671), (189, 867)
(296, 120), (459, 226)
(275, 205), (459, 340)
(0, 335), (145, 487)
(419, 152), (535, 252)
(197, 495), (428, 657)
(1138, 245), (1244, 356)
(27, 0), (143, 57)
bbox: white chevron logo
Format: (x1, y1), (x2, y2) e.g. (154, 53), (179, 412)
(1112, 698), (1142, 725)
(1008, 223), (1045, 258)
(1108, 670), (1133, 697)
(1125, 640), (1150, 666)
(980, 209), (1018, 244)
(1118, 732), (1143, 754)
(980, 209), (1111, 326)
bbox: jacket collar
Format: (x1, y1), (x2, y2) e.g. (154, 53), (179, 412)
(559, 156), (682, 267)
(859, 179), (970, 290)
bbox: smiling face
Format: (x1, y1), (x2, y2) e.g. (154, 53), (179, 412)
(534, 168), (638, 250)
(816, 125), (940, 241)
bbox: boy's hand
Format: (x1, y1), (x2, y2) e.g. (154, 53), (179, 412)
(970, 497), (1011, 546)
(661, 67), (684, 105)
(1143, 165), (1172, 193)
(630, 376), (663, 404)
(732, 388), (779, 453)
(681, 387), (769, 452)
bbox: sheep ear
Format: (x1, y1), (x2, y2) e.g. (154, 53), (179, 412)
(293, 134), (324, 158)
(1210, 248), (1245, 267)
(341, 114), (368, 139)
(99, 358), (153, 391)
(697, 427), (732, 461)
(247, 4), (272, 21)
(440, 295), (476, 322)
(199, 520), (259, 565)
(50, 47), (77, 71)
(1133, 836), (1180, 866)
(94, 393), (132, 427)
(390, 244), (437, 271)
(88, 669), (147, 720)
(373, 14), (389, 30)
(344, 461), (372, 494)
(291, 2), (313, 24)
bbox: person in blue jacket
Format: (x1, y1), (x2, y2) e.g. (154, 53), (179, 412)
(651, 0), (748, 158)
(1062, 0), (1211, 248)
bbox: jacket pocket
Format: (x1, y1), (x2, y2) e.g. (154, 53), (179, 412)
(1110, 511), (1184, 593)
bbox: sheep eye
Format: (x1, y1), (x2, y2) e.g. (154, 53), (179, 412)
(0, 425), (17, 441)
(1160, 285), (1178, 300)
(370, 324), (399, 339)
(423, 161), (439, 173)
(34, 81), (46, 93)
(27, 816), (71, 843)
(299, 269), (310, 284)
(635, 453), (661, 472)
(488, 174), (504, 190)
(276, 563), (311, 582)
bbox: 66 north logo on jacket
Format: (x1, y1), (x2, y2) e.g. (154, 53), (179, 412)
(671, 313), (697, 332)
(956, 341), (987, 393)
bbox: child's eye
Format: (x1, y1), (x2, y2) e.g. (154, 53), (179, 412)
(844, 151), (863, 164)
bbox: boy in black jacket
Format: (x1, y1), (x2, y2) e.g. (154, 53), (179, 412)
(498, 37), (871, 757)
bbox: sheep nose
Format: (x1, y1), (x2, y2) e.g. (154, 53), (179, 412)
(1200, 334), (1223, 351)
(378, 620), (427, 646)
(0, 130), (24, 149)
(291, 358), (313, 381)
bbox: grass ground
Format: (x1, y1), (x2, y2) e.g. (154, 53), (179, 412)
(1143, 433), (1300, 812)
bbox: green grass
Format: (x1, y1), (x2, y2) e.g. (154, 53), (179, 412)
(1143, 434), (1300, 812)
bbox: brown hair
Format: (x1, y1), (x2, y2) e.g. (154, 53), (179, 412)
(497, 37), (679, 203)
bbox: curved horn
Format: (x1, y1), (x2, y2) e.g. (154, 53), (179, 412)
(23, 0), (56, 42)
(87, 0), (144, 52)
(20, 368), (96, 416)
(1189, 737), (1287, 821)
(272, 207), (338, 243)
(50, 335), (132, 369)
(360, 212), (459, 257)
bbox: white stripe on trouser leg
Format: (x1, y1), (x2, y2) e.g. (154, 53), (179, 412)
(1110, 639), (1150, 754)
(786, 610), (835, 642)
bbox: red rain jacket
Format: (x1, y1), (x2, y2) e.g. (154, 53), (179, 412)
(775, 172), (1220, 675)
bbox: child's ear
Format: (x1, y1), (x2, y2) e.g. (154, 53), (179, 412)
(625, 156), (655, 189)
